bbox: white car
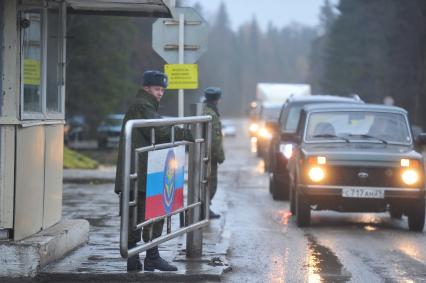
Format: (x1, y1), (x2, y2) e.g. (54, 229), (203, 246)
(221, 119), (237, 137)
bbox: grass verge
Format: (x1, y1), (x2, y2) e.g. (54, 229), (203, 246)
(64, 147), (99, 169)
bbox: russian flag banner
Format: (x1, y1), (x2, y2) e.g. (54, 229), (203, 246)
(145, 146), (185, 220)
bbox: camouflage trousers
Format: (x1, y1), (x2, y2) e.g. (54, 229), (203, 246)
(128, 193), (164, 246)
(210, 161), (218, 201)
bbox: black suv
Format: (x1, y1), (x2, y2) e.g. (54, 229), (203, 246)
(269, 95), (363, 200)
(288, 103), (426, 231)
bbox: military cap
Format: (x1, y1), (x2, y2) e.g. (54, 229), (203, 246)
(204, 87), (222, 101)
(143, 70), (168, 88)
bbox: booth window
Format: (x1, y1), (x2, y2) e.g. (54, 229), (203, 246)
(22, 11), (42, 114)
(20, 4), (65, 120)
(46, 8), (62, 114)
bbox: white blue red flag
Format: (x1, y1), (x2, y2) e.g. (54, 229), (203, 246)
(145, 146), (185, 220)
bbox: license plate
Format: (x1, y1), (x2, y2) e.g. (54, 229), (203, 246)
(342, 188), (384, 199)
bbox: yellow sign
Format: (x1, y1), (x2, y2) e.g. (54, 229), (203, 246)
(165, 64), (198, 90)
(24, 59), (41, 86)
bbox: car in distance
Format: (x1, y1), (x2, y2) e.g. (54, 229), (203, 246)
(269, 95), (363, 200)
(252, 102), (282, 158)
(221, 119), (237, 137)
(288, 103), (426, 231)
(64, 114), (89, 144)
(96, 114), (124, 149)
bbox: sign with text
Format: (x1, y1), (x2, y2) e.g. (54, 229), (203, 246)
(23, 59), (41, 86)
(165, 64), (198, 89)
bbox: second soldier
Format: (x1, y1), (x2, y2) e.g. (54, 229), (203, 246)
(203, 87), (225, 219)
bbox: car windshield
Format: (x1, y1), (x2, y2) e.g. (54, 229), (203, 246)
(305, 111), (411, 144)
(283, 105), (303, 131)
(261, 107), (281, 121)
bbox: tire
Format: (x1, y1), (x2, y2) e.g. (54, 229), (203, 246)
(268, 145), (277, 173)
(389, 204), (403, 219)
(408, 199), (425, 232)
(271, 174), (288, 201)
(289, 182), (296, 215)
(98, 138), (107, 149)
(296, 190), (311, 227)
(264, 144), (273, 172)
(256, 142), (262, 157)
(265, 157), (270, 172)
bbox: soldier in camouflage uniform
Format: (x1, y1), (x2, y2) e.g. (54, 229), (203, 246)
(115, 70), (192, 272)
(203, 87), (225, 219)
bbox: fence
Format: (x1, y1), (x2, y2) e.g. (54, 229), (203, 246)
(120, 114), (212, 258)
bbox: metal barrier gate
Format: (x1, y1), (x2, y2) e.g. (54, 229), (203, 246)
(120, 115), (212, 258)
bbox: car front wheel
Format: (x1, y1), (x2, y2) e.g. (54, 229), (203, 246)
(270, 174), (288, 201)
(296, 190), (311, 227)
(98, 138), (107, 149)
(289, 182), (296, 215)
(407, 199), (425, 232)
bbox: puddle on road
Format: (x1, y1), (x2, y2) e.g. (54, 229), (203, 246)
(85, 217), (107, 227)
(250, 137), (257, 153)
(274, 210), (292, 225)
(363, 225), (377, 232)
(256, 160), (265, 174)
(267, 252), (288, 283)
(306, 234), (352, 282)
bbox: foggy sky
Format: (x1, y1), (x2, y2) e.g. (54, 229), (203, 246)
(184, 0), (338, 30)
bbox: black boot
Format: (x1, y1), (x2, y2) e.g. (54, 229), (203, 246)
(209, 209), (221, 219)
(127, 242), (142, 272)
(127, 254), (143, 272)
(144, 246), (178, 271)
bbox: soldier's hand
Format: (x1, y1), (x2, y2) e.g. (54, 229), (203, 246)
(184, 129), (195, 142)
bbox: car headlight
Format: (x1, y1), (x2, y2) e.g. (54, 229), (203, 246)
(401, 169), (419, 185)
(258, 127), (272, 140)
(308, 166), (325, 183)
(279, 144), (293, 159)
(249, 123), (259, 133)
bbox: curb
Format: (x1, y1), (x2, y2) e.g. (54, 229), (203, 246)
(62, 168), (116, 184)
(62, 177), (115, 184)
(0, 220), (89, 278)
(35, 271), (222, 282)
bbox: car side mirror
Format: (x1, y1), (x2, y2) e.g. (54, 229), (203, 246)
(416, 133), (426, 145)
(281, 132), (300, 144)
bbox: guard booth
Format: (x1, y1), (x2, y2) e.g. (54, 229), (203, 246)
(0, 0), (172, 242)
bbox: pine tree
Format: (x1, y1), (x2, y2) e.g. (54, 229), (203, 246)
(66, 15), (139, 133)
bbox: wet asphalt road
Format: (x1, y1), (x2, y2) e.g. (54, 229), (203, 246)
(220, 120), (426, 283)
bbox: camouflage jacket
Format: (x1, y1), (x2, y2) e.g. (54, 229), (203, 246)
(114, 89), (192, 194)
(204, 103), (225, 164)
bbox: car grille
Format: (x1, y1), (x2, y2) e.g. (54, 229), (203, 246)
(326, 166), (403, 188)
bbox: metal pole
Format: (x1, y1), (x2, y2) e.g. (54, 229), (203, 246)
(120, 121), (134, 258)
(186, 103), (204, 257)
(178, 13), (184, 117)
(203, 121), (212, 221)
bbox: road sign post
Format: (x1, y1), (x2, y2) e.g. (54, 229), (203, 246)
(152, 7), (208, 116)
(152, 6), (208, 258)
(178, 12), (184, 117)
